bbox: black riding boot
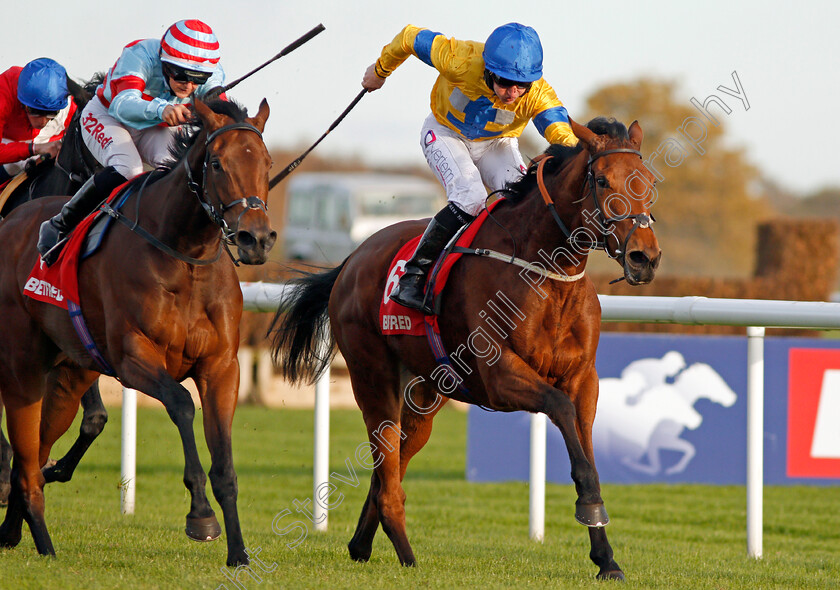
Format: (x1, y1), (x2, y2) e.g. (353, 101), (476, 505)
(37, 166), (125, 266)
(390, 203), (474, 314)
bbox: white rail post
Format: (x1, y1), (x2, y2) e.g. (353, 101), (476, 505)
(120, 387), (137, 515)
(529, 412), (547, 542)
(746, 326), (765, 559)
(313, 360), (331, 531)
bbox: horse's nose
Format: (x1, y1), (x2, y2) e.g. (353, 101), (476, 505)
(627, 246), (661, 271)
(235, 228), (277, 265)
(624, 245), (661, 285)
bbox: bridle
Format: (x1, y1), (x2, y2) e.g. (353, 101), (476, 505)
(185, 123), (267, 240)
(183, 122), (268, 264)
(534, 147), (654, 260)
(103, 121), (268, 266)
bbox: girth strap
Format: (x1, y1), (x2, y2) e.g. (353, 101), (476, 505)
(450, 246), (585, 282)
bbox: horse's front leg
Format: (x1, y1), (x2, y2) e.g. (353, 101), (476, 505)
(118, 358), (221, 545)
(483, 354), (623, 581)
(569, 368), (624, 581)
(193, 355), (247, 568)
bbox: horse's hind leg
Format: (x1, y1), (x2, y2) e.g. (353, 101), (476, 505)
(43, 383), (108, 483)
(348, 470), (381, 562)
(398, 378), (448, 480)
(37, 366), (99, 474)
(348, 375), (446, 562)
(0, 406), (12, 506)
(344, 351), (416, 566)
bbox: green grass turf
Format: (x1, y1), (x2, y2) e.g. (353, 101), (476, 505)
(0, 406), (838, 588)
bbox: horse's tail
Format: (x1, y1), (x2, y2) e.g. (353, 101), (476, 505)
(267, 261), (346, 385)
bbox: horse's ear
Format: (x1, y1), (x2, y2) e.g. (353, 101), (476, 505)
(248, 99), (270, 133)
(628, 120), (643, 148)
(193, 99), (225, 131)
(570, 117), (598, 150)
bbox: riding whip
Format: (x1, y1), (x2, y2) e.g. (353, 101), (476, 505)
(269, 88), (367, 189)
(222, 24), (326, 92)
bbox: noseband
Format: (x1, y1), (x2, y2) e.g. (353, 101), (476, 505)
(534, 148), (654, 259)
(184, 122), (268, 244)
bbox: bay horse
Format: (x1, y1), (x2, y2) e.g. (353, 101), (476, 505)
(269, 117), (661, 580)
(0, 74), (107, 507)
(0, 97), (275, 566)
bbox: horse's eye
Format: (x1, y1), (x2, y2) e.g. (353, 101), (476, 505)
(210, 160), (222, 171)
(596, 177), (608, 188)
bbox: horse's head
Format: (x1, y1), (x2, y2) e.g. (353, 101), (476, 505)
(675, 363), (738, 408)
(570, 118), (661, 285)
(193, 99), (277, 265)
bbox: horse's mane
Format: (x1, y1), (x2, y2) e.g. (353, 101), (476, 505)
(111, 98), (249, 193)
(65, 72), (106, 111)
(162, 97), (249, 169)
(504, 117), (629, 203)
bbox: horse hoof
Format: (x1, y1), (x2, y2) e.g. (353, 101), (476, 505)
(575, 503), (609, 527)
(185, 515), (221, 541)
(348, 543), (371, 563)
(42, 459), (69, 484)
(0, 527), (21, 548)
(226, 551), (249, 567)
(596, 569), (625, 582)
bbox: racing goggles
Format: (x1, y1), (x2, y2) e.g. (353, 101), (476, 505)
(162, 62), (212, 85)
(490, 73), (532, 91)
(25, 106), (60, 119)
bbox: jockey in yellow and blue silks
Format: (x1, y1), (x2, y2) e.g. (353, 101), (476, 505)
(362, 23), (578, 314)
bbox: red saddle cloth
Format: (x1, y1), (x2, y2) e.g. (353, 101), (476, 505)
(379, 199), (503, 335)
(23, 181), (129, 309)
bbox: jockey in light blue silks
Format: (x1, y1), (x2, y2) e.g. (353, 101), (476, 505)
(38, 19), (226, 266)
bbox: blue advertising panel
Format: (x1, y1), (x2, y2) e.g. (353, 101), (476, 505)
(466, 333), (840, 485)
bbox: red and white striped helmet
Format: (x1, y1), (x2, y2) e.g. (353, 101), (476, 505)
(160, 19), (220, 73)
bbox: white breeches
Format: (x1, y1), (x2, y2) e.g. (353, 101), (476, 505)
(80, 96), (178, 179)
(419, 113), (526, 216)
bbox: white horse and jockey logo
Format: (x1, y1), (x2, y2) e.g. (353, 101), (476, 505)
(593, 352), (737, 475)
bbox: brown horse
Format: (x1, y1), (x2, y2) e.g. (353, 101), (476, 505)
(0, 97), (275, 566)
(0, 74), (107, 507)
(269, 117), (661, 580)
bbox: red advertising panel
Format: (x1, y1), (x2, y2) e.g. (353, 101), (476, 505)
(788, 348), (840, 477)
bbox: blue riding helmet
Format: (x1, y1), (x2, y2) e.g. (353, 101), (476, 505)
(17, 58), (69, 111)
(482, 23), (543, 83)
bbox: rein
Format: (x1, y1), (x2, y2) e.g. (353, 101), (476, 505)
(104, 121), (265, 266)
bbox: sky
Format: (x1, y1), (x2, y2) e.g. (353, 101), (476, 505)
(5, 1), (839, 195)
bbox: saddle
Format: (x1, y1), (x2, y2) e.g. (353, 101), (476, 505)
(380, 200), (504, 336)
(23, 179), (133, 310)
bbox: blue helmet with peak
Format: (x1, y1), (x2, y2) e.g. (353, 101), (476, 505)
(17, 58), (69, 111)
(482, 23), (543, 83)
